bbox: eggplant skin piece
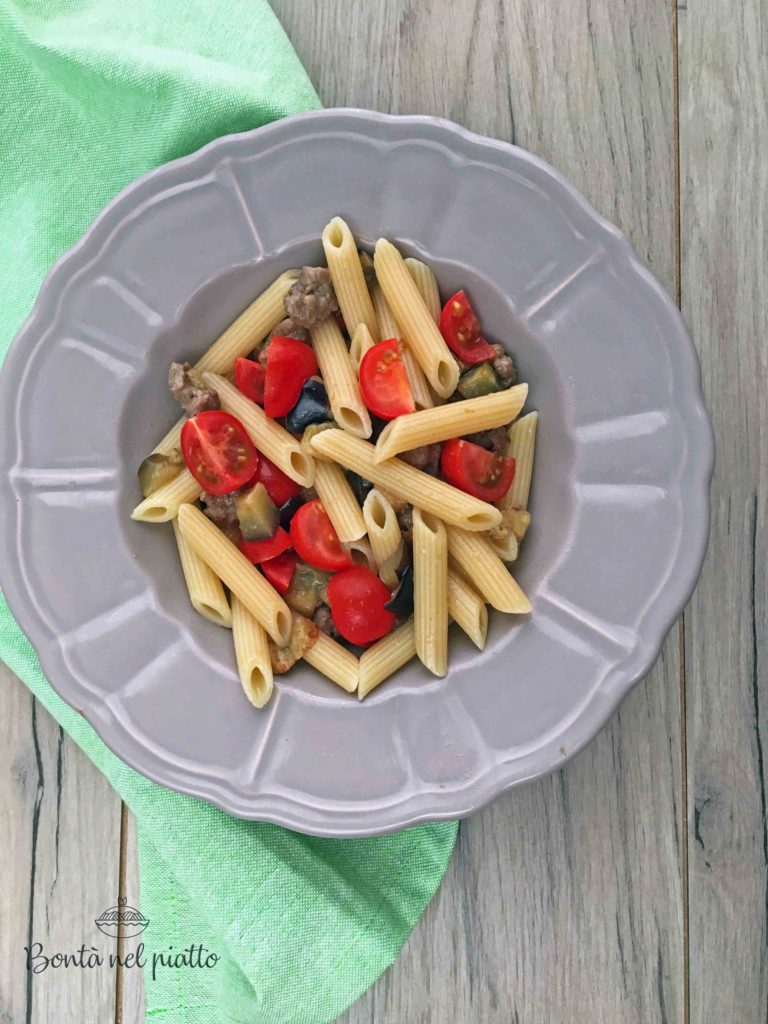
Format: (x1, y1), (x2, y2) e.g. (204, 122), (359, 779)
(285, 378), (330, 433)
(384, 563), (414, 617)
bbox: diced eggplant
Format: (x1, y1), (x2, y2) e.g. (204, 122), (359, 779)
(358, 250), (376, 286)
(384, 563), (414, 618)
(348, 472), (374, 506)
(457, 362), (503, 399)
(137, 450), (184, 497)
(235, 482), (278, 541)
(268, 613), (319, 674)
(300, 421), (336, 450)
(285, 561), (332, 617)
(278, 494), (303, 529)
(285, 378), (330, 433)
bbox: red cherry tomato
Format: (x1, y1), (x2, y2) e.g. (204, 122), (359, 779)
(289, 499), (354, 572)
(327, 566), (396, 646)
(359, 338), (416, 420)
(439, 291), (497, 364)
(264, 336), (318, 417)
(180, 410), (258, 495)
(239, 528), (291, 565)
(251, 454), (302, 507)
(260, 549), (297, 593)
(234, 357), (265, 404)
(441, 438), (516, 503)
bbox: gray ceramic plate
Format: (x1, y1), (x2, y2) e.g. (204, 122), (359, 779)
(0, 110), (713, 836)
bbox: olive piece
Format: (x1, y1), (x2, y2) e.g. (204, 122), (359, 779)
(384, 563), (414, 618)
(285, 378), (330, 433)
(278, 494), (303, 529)
(348, 472), (374, 506)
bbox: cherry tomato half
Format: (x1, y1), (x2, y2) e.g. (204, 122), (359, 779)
(359, 338), (416, 420)
(234, 357), (265, 404)
(439, 291), (497, 364)
(441, 438), (516, 503)
(180, 410), (258, 495)
(251, 454), (302, 507)
(260, 549), (298, 593)
(327, 566), (396, 646)
(239, 528), (291, 565)
(289, 499), (354, 572)
(264, 336), (318, 418)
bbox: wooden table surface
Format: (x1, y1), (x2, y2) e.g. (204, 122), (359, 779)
(2, 2), (765, 1021)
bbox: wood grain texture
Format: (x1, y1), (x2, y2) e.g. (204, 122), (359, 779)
(678, 0), (768, 1020)
(0, 663), (122, 1024)
(269, 1), (684, 1020)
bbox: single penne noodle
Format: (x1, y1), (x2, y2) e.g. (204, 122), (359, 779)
(322, 217), (379, 341)
(447, 569), (488, 650)
(303, 632), (359, 693)
(131, 468), (202, 522)
(196, 270), (299, 373)
(342, 536), (377, 573)
(153, 417), (184, 457)
(146, 271), (298, 463)
(177, 504), (292, 645)
(375, 385), (528, 462)
(231, 594), (274, 708)
(446, 526), (531, 614)
(374, 239), (459, 397)
(203, 373), (315, 486)
(404, 257), (441, 322)
(313, 460), (366, 542)
(172, 519), (232, 628)
(362, 489), (403, 587)
(371, 283), (433, 409)
(501, 411), (538, 510)
(349, 322), (376, 371)
(488, 528), (519, 562)
(309, 317), (372, 438)
(358, 620), (416, 699)
(412, 509), (448, 677)
(310, 430), (500, 532)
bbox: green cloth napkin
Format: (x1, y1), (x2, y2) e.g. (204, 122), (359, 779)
(0, 3), (458, 1022)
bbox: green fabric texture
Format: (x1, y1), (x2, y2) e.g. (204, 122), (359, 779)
(0, 4), (458, 1023)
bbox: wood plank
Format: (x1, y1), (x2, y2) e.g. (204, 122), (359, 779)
(269, 0), (684, 1019)
(678, 0), (768, 1020)
(0, 663), (122, 1024)
(117, 808), (146, 1024)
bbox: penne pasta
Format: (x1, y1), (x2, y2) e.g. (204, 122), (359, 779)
(310, 430), (501, 532)
(342, 536), (378, 573)
(231, 594), (274, 708)
(150, 271), (298, 459)
(203, 373), (315, 486)
(362, 489), (403, 589)
(501, 411), (538, 510)
(358, 620), (416, 699)
(131, 467), (202, 522)
(446, 527), (531, 614)
(374, 238), (459, 397)
(447, 569), (488, 649)
(412, 509), (448, 676)
(349, 322), (376, 371)
(313, 460), (366, 542)
(303, 632), (359, 693)
(309, 317), (372, 438)
(322, 217), (379, 341)
(196, 270), (299, 374)
(375, 385), (528, 462)
(404, 257), (441, 322)
(177, 504), (292, 645)
(172, 518), (232, 627)
(371, 283), (433, 409)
